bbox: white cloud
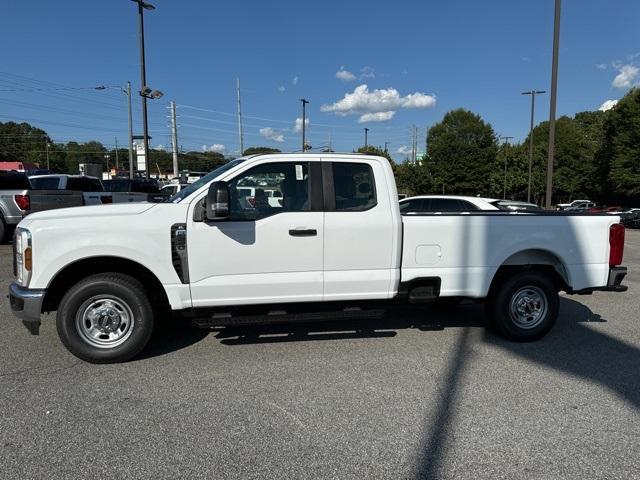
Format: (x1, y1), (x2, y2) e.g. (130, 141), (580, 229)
(336, 66), (356, 82)
(259, 127), (284, 143)
(358, 111), (395, 123)
(360, 66), (375, 79)
(599, 99), (618, 111)
(321, 84), (436, 123)
(293, 117), (309, 133)
(396, 145), (412, 155)
(612, 64), (639, 88)
(278, 85), (285, 92)
(596, 63), (607, 70)
(155, 144), (165, 151)
(522, 56), (531, 62)
(210, 143), (226, 153)
(292, 76), (299, 86)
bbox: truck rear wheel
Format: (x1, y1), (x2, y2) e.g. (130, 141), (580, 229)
(56, 273), (154, 363)
(486, 271), (559, 341)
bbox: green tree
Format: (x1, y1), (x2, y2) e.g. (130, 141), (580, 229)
(0, 121), (50, 165)
(242, 146), (281, 156)
(598, 88), (640, 203)
(356, 145), (394, 164)
(427, 109), (498, 196)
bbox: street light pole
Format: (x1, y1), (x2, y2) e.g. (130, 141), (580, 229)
(364, 128), (369, 148)
(132, 0), (155, 178)
(522, 90), (546, 203)
(45, 141), (50, 170)
(300, 98), (309, 151)
(546, 0), (562, 209)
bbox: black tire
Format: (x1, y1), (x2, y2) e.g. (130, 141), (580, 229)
(56, 273), (154, 363)
(0, 217), (6, 244)
(486, 271), (559, 341)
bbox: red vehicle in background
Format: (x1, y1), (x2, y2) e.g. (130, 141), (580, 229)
(588, 205), (623, 214)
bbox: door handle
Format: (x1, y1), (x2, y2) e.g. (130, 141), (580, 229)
(289, 228), (317, 237)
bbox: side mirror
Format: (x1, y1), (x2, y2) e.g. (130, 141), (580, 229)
(206, 181), (230, 221)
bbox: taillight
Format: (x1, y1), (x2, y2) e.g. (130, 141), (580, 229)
(14, 194), (30, 211)
(101, 195), (113, 204)
(609, 223), (625, 266)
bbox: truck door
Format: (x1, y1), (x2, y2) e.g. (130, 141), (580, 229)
(322, 159), (398, 301)
(188, 160), (324, 307)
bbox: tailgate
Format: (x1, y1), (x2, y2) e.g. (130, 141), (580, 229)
(28, 190), (84, 213)
(111, 192), (148, 203)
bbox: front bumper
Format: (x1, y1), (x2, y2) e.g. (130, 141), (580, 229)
(9, 282), (45, 335)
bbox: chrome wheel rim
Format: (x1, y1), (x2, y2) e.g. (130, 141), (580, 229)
(75, 295), (135, 348)
(509, 286), (547, 330)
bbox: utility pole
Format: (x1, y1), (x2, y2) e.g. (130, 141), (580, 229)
(501, 136), (514, 200)
(114, 137), (119, 170)
(546, 0), (562, 209)
(45, 140), (50, 170)
(384, 141), (390, 153)
(522, 90), (546, 203)
(125, 81), (134, 179)
(364, 128), (369, 148)
(236, 77), (244, 156)
(170, 101), (179, 178)
(300, 98), (309, 151)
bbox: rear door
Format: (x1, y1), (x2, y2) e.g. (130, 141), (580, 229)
(322, 159), (397, 301)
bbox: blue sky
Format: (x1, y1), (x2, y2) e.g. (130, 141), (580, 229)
(1, 0), (639, 160)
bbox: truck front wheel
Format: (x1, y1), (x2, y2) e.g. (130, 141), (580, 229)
(56, 273), (154, 363)
(486, 271), (559, 341)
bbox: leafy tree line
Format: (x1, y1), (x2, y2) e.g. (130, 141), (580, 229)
(0, 121), (229, 176)
(2, 88), (639, 205)
(392, 88), (640, 206)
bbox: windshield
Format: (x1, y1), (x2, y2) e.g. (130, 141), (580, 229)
(169, 159), (246, 203)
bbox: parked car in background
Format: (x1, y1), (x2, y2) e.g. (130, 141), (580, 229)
(617, 208), (640, 228)
(103, 178), (165, 203)
(563, 201), (596, 211)
(159, 182), (189, 196)
(0, 171), (82, 241)
(587, 205), (623, 214)
(557, 199), (592, 210)
(490, 200), (543, 212)
(399, 195), (499, 214)
(29, 174), (113, 205)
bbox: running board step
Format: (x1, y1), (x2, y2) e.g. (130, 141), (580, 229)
(191, 307), (385, 328)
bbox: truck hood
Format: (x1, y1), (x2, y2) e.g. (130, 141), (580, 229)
(20, 202), (157, 226)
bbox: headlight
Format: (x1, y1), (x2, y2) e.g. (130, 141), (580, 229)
(15, 228), (32, 287)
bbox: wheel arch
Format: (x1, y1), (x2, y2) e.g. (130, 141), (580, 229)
(43, 256), (170, 313)
(489, 248), (570, 296)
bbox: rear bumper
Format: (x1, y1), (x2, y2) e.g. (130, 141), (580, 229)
(571, 266), (627, 294)
(9, 282), (45, 335)
(605, 266), (628, 292)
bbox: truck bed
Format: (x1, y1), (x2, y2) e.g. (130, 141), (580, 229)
(401, 211), (619, 297)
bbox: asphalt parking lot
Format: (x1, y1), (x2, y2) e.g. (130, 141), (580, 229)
(1, 232), (639, 480)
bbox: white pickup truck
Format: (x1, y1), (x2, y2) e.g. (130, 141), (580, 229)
(9, 153), (628, 363)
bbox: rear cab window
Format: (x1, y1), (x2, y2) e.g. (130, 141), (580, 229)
(67, 177), (104, 192)
(332, 162), (377, 211)
(0, 173), (31, 190)
(29, 177), (61, 190)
